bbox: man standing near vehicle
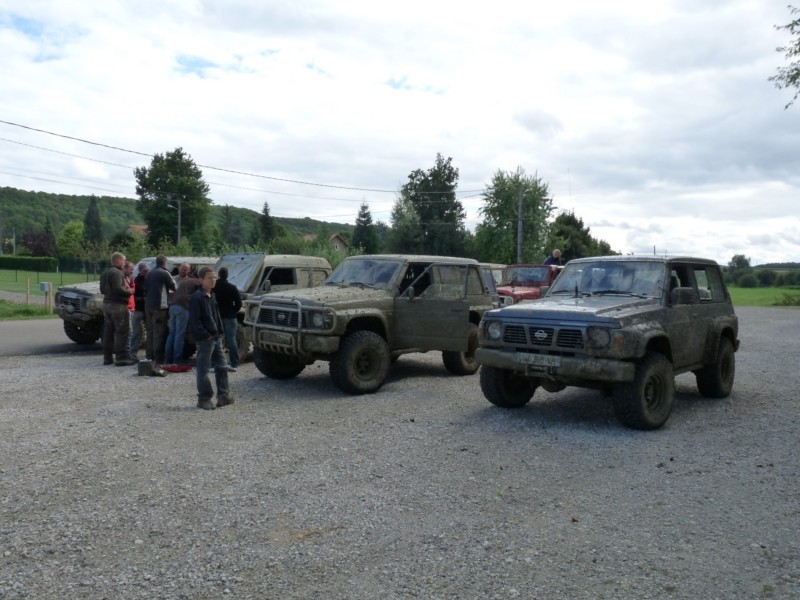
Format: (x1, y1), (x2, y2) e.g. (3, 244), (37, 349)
(213, 266), (243, 371)
(130, 261), (149, 358)
(189, 267), (233, 411)
(99, 251), (136, 366)
(144, 255), (175, 366)
(544, 249), (562, 266)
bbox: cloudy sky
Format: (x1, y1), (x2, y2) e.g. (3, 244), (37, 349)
(1, 0), (799, 265)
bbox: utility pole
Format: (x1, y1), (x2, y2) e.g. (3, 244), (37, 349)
(177, 198), (181, 246)
(516, 183), (523, 263)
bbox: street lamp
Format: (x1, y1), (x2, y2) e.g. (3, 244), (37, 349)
(167, 198), (182, 245)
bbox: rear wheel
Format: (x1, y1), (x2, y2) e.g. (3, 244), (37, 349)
(614, 352), (674, 430)
(330, 331), (390, 394)
(253, 348), (306, 379)
(442, 324), (480, 375)
(480, 365), (537, 408)
(695, 337), (735, 398)
(63, 320), (101, 344)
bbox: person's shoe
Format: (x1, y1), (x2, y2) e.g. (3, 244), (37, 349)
(197, 400), (216, 410)
(103, 359), (114, 366)
(115, 358), (138, 366)
(216, 395), (235, 407)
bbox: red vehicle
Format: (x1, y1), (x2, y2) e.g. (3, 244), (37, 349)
(497, 264), (563, 306)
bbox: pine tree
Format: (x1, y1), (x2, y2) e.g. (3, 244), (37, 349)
(352, 202), (379, 254)
(83, 195), (104, 244)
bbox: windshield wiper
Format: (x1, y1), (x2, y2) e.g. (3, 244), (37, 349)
(592, 290), (647, 297)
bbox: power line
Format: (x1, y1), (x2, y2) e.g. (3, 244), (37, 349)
(0, 119), (483, 194)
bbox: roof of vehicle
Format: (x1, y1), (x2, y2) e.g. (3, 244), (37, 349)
(566, 255), (720, 266)
(343, 254), (480, 265)
(140, 256), (218, 268)
(216, 253), (331, 268)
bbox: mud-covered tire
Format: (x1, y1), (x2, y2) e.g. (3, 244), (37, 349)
(480, 365), (537, 408)
(235, 325), (252, 363)
(252, 348), (306, 379)
(615, 352), (674, 430)
(695, 337), (735, 398)
(329, 331), (390, 395)
(442, 324), (480, 376)
(63, 320), (101, 345)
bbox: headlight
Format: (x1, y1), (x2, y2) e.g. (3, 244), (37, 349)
(587, 326), (611, 349)
(306, 310), (333, 329)
(311, 312), (325, 328)
(87, 298), (103, 314)
(247, 303), (260, 322)
(486, 321), (503, 341)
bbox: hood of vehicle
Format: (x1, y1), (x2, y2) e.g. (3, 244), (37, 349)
(489, 294), (661, 323)
(260, 284), (391, 308)
(56, 281), (101, 297)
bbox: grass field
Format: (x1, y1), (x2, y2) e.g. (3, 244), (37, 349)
(727, 285), (800, 307)
(0, 269), (98, 296)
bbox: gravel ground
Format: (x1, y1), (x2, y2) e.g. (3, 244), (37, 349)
(1, 306), (798, 599)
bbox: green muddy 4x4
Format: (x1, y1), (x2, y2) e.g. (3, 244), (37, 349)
(476, 256), (740, 430)
(53, 256), (217, 345)
(243, 254), (496, 394)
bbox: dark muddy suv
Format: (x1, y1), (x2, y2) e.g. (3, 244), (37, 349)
(476, 256), (739, 430)
(243, 254), (496, 394)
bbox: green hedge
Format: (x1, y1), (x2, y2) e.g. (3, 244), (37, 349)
(0, 256), (58, 271)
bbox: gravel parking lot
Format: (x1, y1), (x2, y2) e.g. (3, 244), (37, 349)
(1, 306), (799, 599)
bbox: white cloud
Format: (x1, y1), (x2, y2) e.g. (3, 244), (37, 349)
(0, 0), (799, 265)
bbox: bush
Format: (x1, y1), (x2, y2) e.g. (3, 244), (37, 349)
(756, 269), (777, 286)
(0, 256), (58, 271)
(738, 273), (758, 288)
(775, 293), (800, 306)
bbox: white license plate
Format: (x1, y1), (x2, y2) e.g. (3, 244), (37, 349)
(63, 292), (78, 299)
(514, 352), (561, 368)
(263, 330), (293, 345)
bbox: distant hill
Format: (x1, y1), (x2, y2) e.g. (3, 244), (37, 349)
(0, 186), (353, 240)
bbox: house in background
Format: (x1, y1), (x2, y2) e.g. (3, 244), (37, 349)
(303, 233), (349, 253)
(128, 224), (149, 237)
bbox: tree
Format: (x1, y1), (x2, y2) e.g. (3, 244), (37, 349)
(474, 167), (553, 263)
(728, 254), (751, 270)
(769, 5), (800, 108)
(21, 230), (55, 257)
(351, 202), (379, 254)
(83, 195), (104, 244)
(259, 201), (276, 245)
(393, 154), (468, 256)
(57, 221), (85, 259)
(544, 212), (616, 261)
(756, 269), (778, 287)
(387, 197), (424, 253)
(134, 147), (211, 247)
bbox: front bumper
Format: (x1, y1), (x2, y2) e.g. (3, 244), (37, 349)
(475, 347), (635, 383)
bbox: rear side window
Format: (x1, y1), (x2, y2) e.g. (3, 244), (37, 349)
(693, 266), (726, 302)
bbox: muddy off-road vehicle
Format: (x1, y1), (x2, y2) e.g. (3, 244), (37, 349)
(476, 256), (739, 430)
(53, 256), (217, 345)
(243, 254), (496, 394)
(497, 263), (563, 306)
(213, 253), (332, 361)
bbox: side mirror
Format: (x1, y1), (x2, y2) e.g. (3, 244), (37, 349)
(405, 287), (415, 300)
(262, 281), (272, 294)
(670, 287), (698, 305)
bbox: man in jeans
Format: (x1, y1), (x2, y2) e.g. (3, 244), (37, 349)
(213, 266), (243, 370)
(188, 267), (233, 411)
(130, 261), (149, 358)
(144, 255), (175, 366)
(164, 274), (202, 366)
(99, 251), (136, 366)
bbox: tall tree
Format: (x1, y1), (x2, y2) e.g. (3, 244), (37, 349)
(351, 202), (379, 254)
(83, 195), (104, 244)
(57, 221), (85, 259)
(259, 201), (276, 246)
(395, 154), (468, 256)
(387, 197), (424, 253)
(474, 167), (553, 263)
(769, 5), (800, 108)
(545, 212), (615, 261)
(133, 147), (211, 246)
(22, 230), (55, 257)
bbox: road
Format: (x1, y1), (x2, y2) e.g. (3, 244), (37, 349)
(0, 318), (100, 357)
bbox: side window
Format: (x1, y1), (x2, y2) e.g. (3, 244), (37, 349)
(399, 264), (431, 296)
(420, 265), (466, 299)
(268, 268), (297, 286)
(310, 269), (328, 287)
(469, 266), (486, 295)
(693, 266), (725, 302)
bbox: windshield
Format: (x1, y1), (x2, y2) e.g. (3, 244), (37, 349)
(502, 266), (551, 286)
(324, 258), (403, 290)
(549, 260), (666, 297)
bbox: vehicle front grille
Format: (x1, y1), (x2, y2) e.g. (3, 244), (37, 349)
(556, 329), (583, 348)
(528, 327), (555, 347)
(257, 307), (300, 327)
(60, 297), (82, 311)
(503, 325), (527, 344)
(501, 323), (585, 350)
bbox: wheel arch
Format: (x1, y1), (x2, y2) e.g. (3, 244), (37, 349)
(343, 316), (387, 340)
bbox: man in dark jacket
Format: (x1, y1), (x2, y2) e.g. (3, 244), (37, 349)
(213, 266), (243, 370)
(543, 249), (562, 266)
(144, 256), (175, 365)
(99, 251), (136, 366)
(130, 261), (149, 358)
(189, 267), (232, 410)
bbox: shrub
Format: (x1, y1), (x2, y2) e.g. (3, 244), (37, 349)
(738, 273), (758, 288)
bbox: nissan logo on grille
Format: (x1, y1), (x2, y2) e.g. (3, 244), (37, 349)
(534, 329), (548, 341)
(277, 312), (287, 322)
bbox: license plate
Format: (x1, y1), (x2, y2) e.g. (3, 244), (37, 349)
(263, 330), (293, 345)
(63, 292), (78, 299)
(514, 352), (561, 368)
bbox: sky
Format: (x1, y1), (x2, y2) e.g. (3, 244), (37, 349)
(1, 0), (799, 266)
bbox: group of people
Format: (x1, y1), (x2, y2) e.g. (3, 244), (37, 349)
(100, 252), (242, 411)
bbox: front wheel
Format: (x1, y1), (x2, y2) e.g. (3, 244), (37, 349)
(236, 325), (253, 363)
(329, 331), (390, 395)
(442, 324), (480, 375)
(614, 352), (674, 430)
(63, 320), (101, 344)
(695, 337), (735, 398)
(480, 365), (537, 408)
(252, 348), (306, 379)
